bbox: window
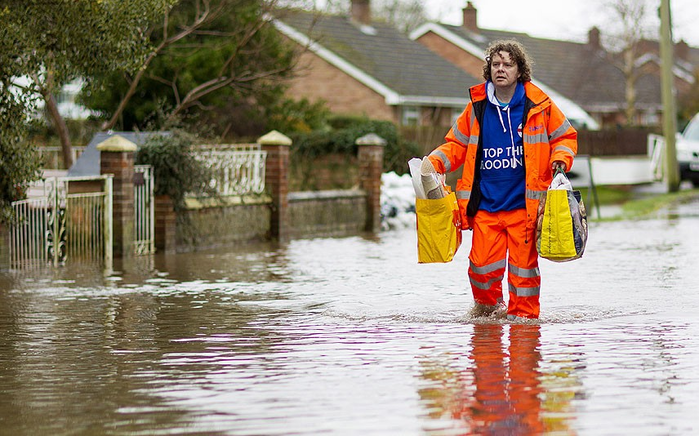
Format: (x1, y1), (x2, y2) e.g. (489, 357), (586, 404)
(401, 106), (419, 126)
(640, 110), (660, 126)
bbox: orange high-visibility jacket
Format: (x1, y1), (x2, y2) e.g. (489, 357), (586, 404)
(428, 81), (578, 230)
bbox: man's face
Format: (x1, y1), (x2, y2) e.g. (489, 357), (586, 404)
(490, 51), (520, 89)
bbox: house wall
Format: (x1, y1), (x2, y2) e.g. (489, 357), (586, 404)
(420, 106), (457, 127)
(287, 50), (397, 122)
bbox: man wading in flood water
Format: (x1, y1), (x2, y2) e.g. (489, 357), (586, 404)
(425, 39), (578, 321)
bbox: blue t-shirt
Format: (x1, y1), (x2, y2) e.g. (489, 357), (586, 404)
(479, 81), (526, 212)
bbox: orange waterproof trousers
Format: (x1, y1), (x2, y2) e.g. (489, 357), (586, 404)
(468, 208), (541, 319)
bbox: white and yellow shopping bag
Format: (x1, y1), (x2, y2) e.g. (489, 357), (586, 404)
(536, 171), (588, 262)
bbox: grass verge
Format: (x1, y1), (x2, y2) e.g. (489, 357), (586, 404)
(579, 185), (699, 221)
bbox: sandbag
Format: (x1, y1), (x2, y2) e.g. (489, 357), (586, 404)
(536, 172), (588, 262)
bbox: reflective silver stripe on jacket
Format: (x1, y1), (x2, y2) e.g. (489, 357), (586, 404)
(549, 118), (572, 141)
(429, 149), (451, 172)
(524, 131), (548, 144)
(451, 120), (469, 145)
(553, 145), (576, 157)
(526, 189), (546, 201)
(508, 263), (540, 278)
(456, 190), (470, 200)
(508, 283), (540, 297)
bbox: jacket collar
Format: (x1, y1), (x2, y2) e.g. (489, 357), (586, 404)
(470, 81), (550, 108)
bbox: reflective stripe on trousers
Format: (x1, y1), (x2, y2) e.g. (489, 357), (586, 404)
(468, 209), (541, 319)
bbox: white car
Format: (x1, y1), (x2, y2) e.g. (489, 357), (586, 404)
(676, 113), (699, 186)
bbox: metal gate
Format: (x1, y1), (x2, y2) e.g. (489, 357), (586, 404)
(134, 165), (155, 255)
(9, 176), (113, 269)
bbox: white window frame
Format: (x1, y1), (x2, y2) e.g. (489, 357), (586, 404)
(401, 106), (420, 126)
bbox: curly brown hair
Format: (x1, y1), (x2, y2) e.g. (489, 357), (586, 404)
(482, 39), (533, 83)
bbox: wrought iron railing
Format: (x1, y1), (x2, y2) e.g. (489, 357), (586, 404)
(194, 144), (267, 196)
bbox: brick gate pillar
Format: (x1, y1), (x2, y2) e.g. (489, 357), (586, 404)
(259, 130), (292, 243)
(356, 133), (386, 233)
(155, 195), (176, 254)
(99, 135), (136, 258)
(0, 222), (8, 270)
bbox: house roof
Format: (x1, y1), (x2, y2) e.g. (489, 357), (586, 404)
(273, 10), (480, 107)
(410, 22), (600, 129)
(68, 131), (170, 177)
(412, 23), (666, 115)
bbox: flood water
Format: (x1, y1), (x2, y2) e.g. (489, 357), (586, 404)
(2, 200), (699, 435)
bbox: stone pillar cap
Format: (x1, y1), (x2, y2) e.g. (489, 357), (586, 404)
(355, 133), (386, 146)
(258, 130), (292, 146)
(96, 135), (138, 152)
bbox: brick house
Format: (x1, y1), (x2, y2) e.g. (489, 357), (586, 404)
(410, 1), (697, 129)
(271, 2), (481, 128)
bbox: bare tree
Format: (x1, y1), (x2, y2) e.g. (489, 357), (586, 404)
(374, 0), (426, 34)
(98, 0), (310, 132)
(602, 0), (656, 125)
(102, 0), (236, 131)
(5, 0), (175, 168)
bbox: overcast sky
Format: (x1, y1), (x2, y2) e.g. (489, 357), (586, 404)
(423, 0), (699, 47)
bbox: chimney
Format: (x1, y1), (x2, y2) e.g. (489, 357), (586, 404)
(588, 27), (601, 50)
(462, 1), (478, 32)
(676, 40), (689, 61)
(351, 0), (371, 25)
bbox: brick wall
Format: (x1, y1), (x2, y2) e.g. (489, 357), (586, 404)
(177, 201), (272, 251)
(169, 192), (369, 251)
(288, 191), (366, 238)
(287, 50), (397, 122)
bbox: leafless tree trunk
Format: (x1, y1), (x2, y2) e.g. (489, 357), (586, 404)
(34, 68), (74, 168)
(44, 94), (73, 169)
(604, 0), (653, 126)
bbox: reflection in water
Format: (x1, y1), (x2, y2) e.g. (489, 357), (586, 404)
(4, 207), (699, 434)
(420, 324), (579, 435)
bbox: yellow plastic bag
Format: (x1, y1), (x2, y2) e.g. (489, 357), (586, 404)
(536, 175), (588, 262)
(416, 191), (462, 263)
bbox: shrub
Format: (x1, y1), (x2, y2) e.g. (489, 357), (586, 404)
(0, 91), (42, 224)
(135, 130), (215, 211)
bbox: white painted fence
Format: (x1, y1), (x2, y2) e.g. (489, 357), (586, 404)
(134, 165), (155, 255)
(10, 176), (113, 269)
